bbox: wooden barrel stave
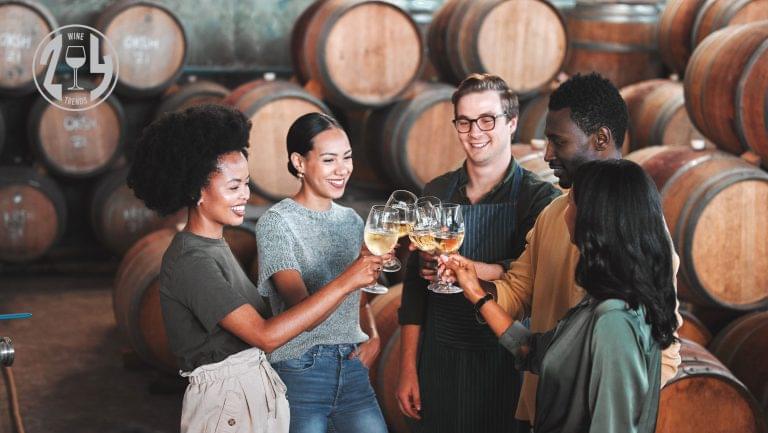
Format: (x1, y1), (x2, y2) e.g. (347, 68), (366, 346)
(679, 309), (713, 347)
(0, 1), (57, 96)
(692, 0), (768, 48)
(0, 166), (66, 262)
(658, 0), (709, 76)
(227, 79), (331, 201)
(375, 328), (412, 433)
(627, 146), (768, 310)
(657, 339), (767, 433)
(27, 94), (125, 177)
(154, 80), (230, 119)
(90, 168), (185, 255)
(631, 81), (712, 150)
(710, 310), (768, 416)
(515, 94), (549, 145)
(365, 82), (464, 192)
(566, 3), (663, 89)
(96, 0), (187, 98)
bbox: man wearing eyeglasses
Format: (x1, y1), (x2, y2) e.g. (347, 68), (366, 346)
(396, 73), (561, 433)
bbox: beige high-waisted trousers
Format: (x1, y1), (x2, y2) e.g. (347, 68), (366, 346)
(180, 348), (289, 433)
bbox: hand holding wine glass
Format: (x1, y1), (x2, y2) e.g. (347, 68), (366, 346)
(362, 205), (399, 294)
(428, 203), (465, 294)
(383, 190), (418, 272)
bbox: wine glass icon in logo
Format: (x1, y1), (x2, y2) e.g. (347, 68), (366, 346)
(65, 46), (86, 91)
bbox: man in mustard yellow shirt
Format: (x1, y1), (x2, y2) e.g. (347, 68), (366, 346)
(446, 72), (682, 428)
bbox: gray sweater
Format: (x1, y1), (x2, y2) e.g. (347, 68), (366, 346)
(255, 198), (369, 362)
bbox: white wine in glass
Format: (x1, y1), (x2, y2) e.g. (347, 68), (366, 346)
(428, 203), (465, 294)
(362, 205), (399, 294)
(384, 190), (418, 271)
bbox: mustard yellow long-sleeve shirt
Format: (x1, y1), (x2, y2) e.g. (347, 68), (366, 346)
(495, 193), (682, 423)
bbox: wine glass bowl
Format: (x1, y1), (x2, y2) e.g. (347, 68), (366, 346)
(362, 205), (399, 294)
(428, 203), (465, 294)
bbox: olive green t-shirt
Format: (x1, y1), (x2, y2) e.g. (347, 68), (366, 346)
(159, 231), (268, 372)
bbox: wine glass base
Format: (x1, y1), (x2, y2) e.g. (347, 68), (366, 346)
(362, 284), (389, 294)
(428, 283), (463, 294)
(382, 257), (402, 273)
(68, 86), (84, 91)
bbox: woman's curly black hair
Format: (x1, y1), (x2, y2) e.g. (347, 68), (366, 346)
(572, 159), (679, 349)
(127, 104), (251, 216)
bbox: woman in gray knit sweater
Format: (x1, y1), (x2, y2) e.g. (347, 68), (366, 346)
(255, 113), (388, 433)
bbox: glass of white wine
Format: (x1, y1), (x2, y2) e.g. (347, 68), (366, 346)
(428, 203), (465, 294)
(383, 190), (418, 272)
(409, 198), (439, 254)
(362, 205), (399, 294)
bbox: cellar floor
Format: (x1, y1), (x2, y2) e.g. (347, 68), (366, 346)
(0, 276), (181, 433)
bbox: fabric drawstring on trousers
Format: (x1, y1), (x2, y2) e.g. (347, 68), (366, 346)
(257, 356), (287, 419)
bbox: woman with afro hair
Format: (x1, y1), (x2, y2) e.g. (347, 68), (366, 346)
(128, 104), (384, 433)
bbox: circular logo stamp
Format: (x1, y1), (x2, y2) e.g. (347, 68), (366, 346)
(32, 24), (119, 112)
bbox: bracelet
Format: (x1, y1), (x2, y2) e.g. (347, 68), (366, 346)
(474, 292), (494, 324)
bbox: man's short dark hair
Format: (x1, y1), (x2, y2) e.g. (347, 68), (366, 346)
(548, 73), (628, 148)
(452, 73), (519, 119)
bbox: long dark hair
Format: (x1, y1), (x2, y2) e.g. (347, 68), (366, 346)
(572, 159), (678, 348)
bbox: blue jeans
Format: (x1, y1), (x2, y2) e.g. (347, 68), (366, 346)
(272, 344), (388, 433)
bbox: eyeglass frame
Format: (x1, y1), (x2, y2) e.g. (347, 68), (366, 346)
(451, 113), (508, 133)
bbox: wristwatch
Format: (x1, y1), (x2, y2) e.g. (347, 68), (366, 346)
(473, 292), (494, 324)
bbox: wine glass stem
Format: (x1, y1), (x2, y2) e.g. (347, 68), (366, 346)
(73, 68), (78, 88)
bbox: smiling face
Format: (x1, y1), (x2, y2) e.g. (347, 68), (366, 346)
(197, 150), (250, 228)
(294, 127), (353, 201)
(454, 90), (516, 167)
(543, 107), (597, 189)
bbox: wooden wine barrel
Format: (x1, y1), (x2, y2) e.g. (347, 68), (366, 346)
(511, 142), (560, 188)
(0, 166), (66, 262)
(223, 220), (258, 274)
(154, 80), (230, 119)
(515, 94), (549, 145)
(710, 310), (768, 416)
(96, 0), (187, 98)
(657, 339), (767, 433)
(375, 328), (412, 433)
(428, 0), (567, 96)
(691, 0), (768, 48)
(27, 94), (124, 177)
(630, 81), (712, 150)
(679, 309), (713, 347)
(626, 146), (768, 310)
(684, 22), (768, 163)
(113, 228), (178, 373)
(292, 0), (424, 108)
(365, 82), (464, 191)
(368, 283), (403, 387)
(0, 1), (57, 96)
(90, 168), (185, 256)
(226, 79), (331, 201)
(658, 0), (709, 75)
(566, 3), (664, 89)
(620, 79), (670, 154)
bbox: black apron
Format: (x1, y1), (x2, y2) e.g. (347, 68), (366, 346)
(416, 164), (527, 433)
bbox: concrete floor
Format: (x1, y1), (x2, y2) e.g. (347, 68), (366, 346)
(0, 276), (181, 433)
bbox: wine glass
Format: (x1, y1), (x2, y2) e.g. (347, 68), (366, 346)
(362, 205), (399, 294)
(428, 203), (465, 294)
(383, 190), (418, 272)
(65, 46), (86, 91)
(409, 198), (439, 255)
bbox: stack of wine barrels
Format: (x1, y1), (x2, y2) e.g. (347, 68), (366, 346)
(627, 145), (768, 311)
(684, 21), (768, 166)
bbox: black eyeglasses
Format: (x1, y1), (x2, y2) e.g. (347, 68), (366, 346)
(452, 114), (507, 133)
